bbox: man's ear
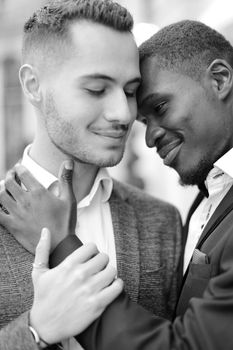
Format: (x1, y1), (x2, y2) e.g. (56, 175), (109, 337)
(19, 64), (42, 107)
(206, 59), (233, 100)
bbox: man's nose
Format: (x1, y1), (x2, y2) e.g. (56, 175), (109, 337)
(104, 91), (134, 125)
(146, 124), (166, 148)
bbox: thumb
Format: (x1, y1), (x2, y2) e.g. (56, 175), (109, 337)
(58, 160), (77, 231)
(32, 228), (51, 283)
(58, 160), (75, 201)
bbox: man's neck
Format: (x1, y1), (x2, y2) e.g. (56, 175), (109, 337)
(30, 141), (99, 203)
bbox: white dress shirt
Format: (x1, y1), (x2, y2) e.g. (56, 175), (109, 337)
(184, 148), (233, 273)
(22, 145), (116, 350)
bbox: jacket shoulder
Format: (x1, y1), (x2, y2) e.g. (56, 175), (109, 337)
(112, 179), (181, 218)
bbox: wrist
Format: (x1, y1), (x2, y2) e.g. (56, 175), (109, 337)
(28, 312), (51, 349)
(29, 325), (50, 349)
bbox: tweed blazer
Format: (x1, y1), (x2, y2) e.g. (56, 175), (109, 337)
(0, 179), (181, 350)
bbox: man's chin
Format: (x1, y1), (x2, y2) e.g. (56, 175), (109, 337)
(178, 176), (197, 187)
(101, 155), (124, 168)
(177, 166), (212, 187)
(93, 151), (125, 168)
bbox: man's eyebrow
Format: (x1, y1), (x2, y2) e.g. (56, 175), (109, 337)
(80, 74), (141, 84)
(138, 93), (162, 108)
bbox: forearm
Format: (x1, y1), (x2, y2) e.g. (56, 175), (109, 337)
(77, 295), (229, 350)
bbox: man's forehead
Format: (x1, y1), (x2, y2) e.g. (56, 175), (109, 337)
(59, 23), (140, 83)
(69, 20), (135, 50)
(138, 59), (164, 104)
(68, 22), (137, 57)
(140, 59), (188, 89)
(138, 62), (190, 106)
(140, 56), (161, 74)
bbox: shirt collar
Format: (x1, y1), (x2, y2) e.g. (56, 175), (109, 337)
(214, 148), (233, 178)
(204, 148), (233, 195)
(21, 144), (113, 204)
(21, 145), (57, 189)
(79, 168), (113, 207)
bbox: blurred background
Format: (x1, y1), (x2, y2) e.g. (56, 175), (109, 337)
(1, 0), (233, 221)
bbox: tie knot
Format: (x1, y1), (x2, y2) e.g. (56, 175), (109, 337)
(198, 183), (209, 198)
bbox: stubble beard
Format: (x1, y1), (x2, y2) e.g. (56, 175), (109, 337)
(178, 157), (214, 187)
(44, 92), (126, 168)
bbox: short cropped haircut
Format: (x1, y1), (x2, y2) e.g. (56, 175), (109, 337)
(22, 0), (133, 66)
(139, 20), (233, 81)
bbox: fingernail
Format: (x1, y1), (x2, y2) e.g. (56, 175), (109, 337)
(14, 164), (20, 171)
(65, 160), (73, 170)
(14, 163), (24, 175)
(41, 228), (48, 240)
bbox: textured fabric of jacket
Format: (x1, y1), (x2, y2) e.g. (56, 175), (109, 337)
(0, 179), (181, 350)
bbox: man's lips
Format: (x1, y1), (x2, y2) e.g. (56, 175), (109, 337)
(157, 140), (183, 166)
(92, 129), (128, 139)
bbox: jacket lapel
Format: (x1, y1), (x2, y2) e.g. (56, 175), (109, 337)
(177, 185), (233, 306)
(196, 184), (233, 249)
(109, 183), (140, 303)
(175, 191), (205, 295)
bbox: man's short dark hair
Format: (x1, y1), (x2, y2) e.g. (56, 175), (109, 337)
(139, 20), (233, 81)
(22, 0), (133, 66)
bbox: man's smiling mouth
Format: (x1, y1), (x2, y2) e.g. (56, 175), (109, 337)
(157, 140), (183, 166)
(93, 130), (128, 139)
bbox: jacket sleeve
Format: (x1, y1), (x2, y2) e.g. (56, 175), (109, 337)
(0, 312), (40, 350)
(50, 233), (233, 350)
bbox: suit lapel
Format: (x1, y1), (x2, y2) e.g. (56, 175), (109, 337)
(177, 185), (233, 314)
(196, 184), (233, 249)
(109, 184), (140, 303)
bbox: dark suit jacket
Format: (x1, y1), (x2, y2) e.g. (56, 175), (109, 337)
(0, 179), (181, 349)
(55, 185), (233, 350)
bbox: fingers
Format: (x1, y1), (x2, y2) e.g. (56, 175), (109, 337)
(0, 186), (16, 213)
(58, 160), (77, 231)
(32, 228), (51, 282)
(63, 242), (99, 266)
(14, 164), (44, 191)
(90, 262), (117, 289)
(82, 252), (110, 276)
(58, 160), (74, 185)
(4, 169), (24, 201)
(0, 209), (15, 230)
(98, 278), (124, 307)
(58, 160), (75, 201)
